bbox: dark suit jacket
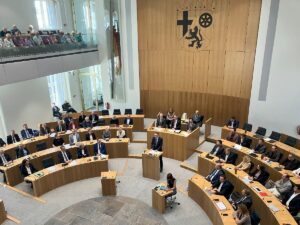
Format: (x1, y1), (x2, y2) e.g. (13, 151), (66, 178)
(20, 163), (37, 177)
(235, 196), (253, 209)
(21, 129), (34, 139)
(123, 118), (133, 125)
(226, 119), (239, 129)
(40, 127), (50, 135)
(86, 133), (96, 141)
(151, 137), (163, 151)
(171, 118), (181, 130)
(82, 121), (93, 128)
(77, 147), (89, 158)
(265, 150), (281, 162)
(52, 106), (61, 117)
(281, 159), (299, 171)
(16, 148), (30, 158)
(7, 134), (20, 144)
(254, 144), (266, 154)
(56, 124), (67, 132)
(53, 138), (64, 146)
(282, 191), (300, 216)
(93, 143), (107, 155)
(0, 138), (6, 147)
(89, 114), (99, 124)
(58, 150), (72, 163)
(240, 137), (252, 148)
(110, 118), (119, 126)
(187, 122), (196, 132)
(213, 180), (234, 199)
(79, 115), (86, 124)
(221, 152), (238, 165)
(0, 154), (11, 166)
(192, 114), (204, 126)
(64, 117), (72, 128)
(206, 169), (225, 187)
(249, 169), (269, 185)
(210, 145), (224, 157)
(156, 118), (166, 128)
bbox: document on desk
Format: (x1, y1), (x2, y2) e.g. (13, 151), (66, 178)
(234, 144), (242, 150)
(268, 203), (279, 212)
(153, 127), (163, 132)
(64, 144), (71, 149)
(215, 201), (227, 211)
(65, 130), (72, 134)
(47, 166), (56, 173)
(69, 160), (77, 166)
(50, 133), (56, 138)
(242, 176), (251, 184)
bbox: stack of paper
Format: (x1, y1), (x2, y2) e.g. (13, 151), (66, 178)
(216, 202), (227, 211)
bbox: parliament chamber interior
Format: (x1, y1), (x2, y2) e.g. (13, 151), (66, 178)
(0, 0), (300, 224)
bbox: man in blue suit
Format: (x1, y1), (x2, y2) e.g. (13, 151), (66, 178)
(93, 139), (107, 155)
(151, 132), (163, 172)
(205, 163), (225, 187)
(226, 117), (239, 129)
(20, 123), (34, 140)
(16, 144), (30, 158)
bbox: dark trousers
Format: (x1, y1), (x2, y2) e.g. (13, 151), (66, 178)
(159, 155), (163, 172)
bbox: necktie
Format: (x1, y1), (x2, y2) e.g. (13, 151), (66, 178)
(98, 144), (101, 155)
(1, 155), (7, 164)
(63, 152), (68, 162)
(12, 136), (16, 143)
(26, 130), (30, 138)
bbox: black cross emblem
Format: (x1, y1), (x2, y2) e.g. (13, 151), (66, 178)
(177, 11), (193, 37)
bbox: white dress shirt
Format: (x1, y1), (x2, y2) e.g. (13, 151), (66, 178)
(26, 165), (32, 175)
(286, 193), (299, 208)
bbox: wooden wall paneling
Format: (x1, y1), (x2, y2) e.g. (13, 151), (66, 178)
(191, 51), (209, 93)
(137, 0), (149, 50)
(240, 52), (256, 98)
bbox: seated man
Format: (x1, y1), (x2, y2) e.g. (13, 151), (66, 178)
(240, 134), (252, 148)
(263, 145), (281, 162)
(187, 118), (196, 132)
(205, 163), (225, 187)
(123, 115), (133, 125)
(210, 140), (224, 157)
(116, 127), (126, 138)
(20, 159), (37, 177)
(171, 115), (181, 130)
(69, 129), (81, 145)
(56, 120), (67, 132)
(0, 138), (6, 147)
(226, 128), (241, 144)
(52, 103), (62, 119)
(208, 175), (234, 199)
(281, 154), (299, 171)
(16, 144), (30, 158)
(93, 139), (107, 155)
(266, 173), (292, 199)
(231, 188), (253, 210)
(77, 144), (89, 158)
(220, 148), (238, 165)
(89, 111), (99, 126)
(226, 116), (239, 129)
(253, 138), (266, 154)
(21, 123), (34, 139)
(82, 117), (93, 128)
(110, 116), (119, 126)
(85, 129), (96, 141)
(52, 133), (64, 147)
(58, 145), (72, 163)
(7, 130), (20, 144)
(282, 185), (300, 216)
(248, 164), (269, 185)
(62, 101), (77, 113)
(156, 112), (166, 128)
(63, 113), (72, 129)
(0, 149), (12, 166)
(102, 127), (111, 140)
(192, 110), (204, 127)
(39, 123), (50, 136)
(78, 111), (86, 126)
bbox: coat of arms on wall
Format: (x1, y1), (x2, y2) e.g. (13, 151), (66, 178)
(177, 9), (213, 49)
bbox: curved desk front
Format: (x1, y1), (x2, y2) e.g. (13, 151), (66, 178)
(198, 153), (297, 225)
(25, 156), (108, 197)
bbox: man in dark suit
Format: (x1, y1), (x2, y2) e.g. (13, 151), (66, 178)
(86, 129), (96, 141)
(226, 117), (239, 129)
(187, 118), (196, 132)
(52, 133), (64, 147)
(62, 101), (77, 113)
(7, 130), (20, 144)
(281, 154), (299, 171)
(89, 111), (99, 127)
(52, 103), (62, 119)
(0, 138), (6, 147)
(77, 144), (89, 158)
(156, 113), (166, 128)
(20, 159), (37, 177)
(282, 185), (300, 216)
(82, 117), (93, 128)
(63, 113), (72, 129)
(254, 138), (267, 154)
(209, 175), (234, 199)
(58, 145), (72, 163)
(0, 149), (12, 166)
(206, 164), (225, 187)
(93, 139), (107, 155)
(263, 145), (281, 162)
(151, 132), (163, 172)
(171, 115), (181, 130)
(231, 189), (253, 210)
(110, 116), (119, 126)
(16, 144), (30, 158)
(249, 164), (269, 185)
(226, 128), (241, 144)
(79, 112), (86, 126)
(240, 134), (252, 148)
(56, 120), (67, 132)
(210, 140), (224, 157)
(21, 123), (34, 139)
(124, 115), (133, 125)
(220, 148), (238, 165)
(39, 123), (50, 136)
(192, 110), (204, 127)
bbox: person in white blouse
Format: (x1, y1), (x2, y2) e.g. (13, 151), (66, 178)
(116, 127), (126, 139)
(293, 167), (300, 177)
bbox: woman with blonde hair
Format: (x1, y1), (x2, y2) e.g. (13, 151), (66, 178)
(235, 156), (251, 172)
(232, 204), (251, 225)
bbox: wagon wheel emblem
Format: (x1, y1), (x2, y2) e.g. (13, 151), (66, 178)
(199, 13), (213, 28)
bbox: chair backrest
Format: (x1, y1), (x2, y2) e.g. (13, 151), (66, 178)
(124, 109), (132, 115)
(136, 109), (143, 115)
(243, 123), (252, 132)
(36, 142), (48, 151)
(269, 131), (281, 141)
(101, 110), (109, 116)
(113, 109), (121, 115)
(42, 157), (55, 168)
(181, 113), (188, 122)
(284, 136), (297, 147)
(255, 127), (266, 136)
(250, 211), (261, 225)
(98, 119), (105, 126)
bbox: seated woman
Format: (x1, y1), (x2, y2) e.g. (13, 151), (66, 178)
(166, 173), (177, 196)
(235, 156), (251, 172)
(248, 164), (269, 185)
(166, 108), (175, 128)
(20, 159), (37, 177)
(116, 127), (126, 138)
(232, 204), (251, 225)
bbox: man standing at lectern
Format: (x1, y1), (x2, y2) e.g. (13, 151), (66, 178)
(151, 132), (163, 172)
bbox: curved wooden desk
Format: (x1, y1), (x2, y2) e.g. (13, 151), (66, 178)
(0, 139), (128, 186)
(147, 125), (199, 161)
(0, 200), (6, 224)
(188, 175), (237, 225)
(25, 156), (109, 197)
(198, 152), (297, 225)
